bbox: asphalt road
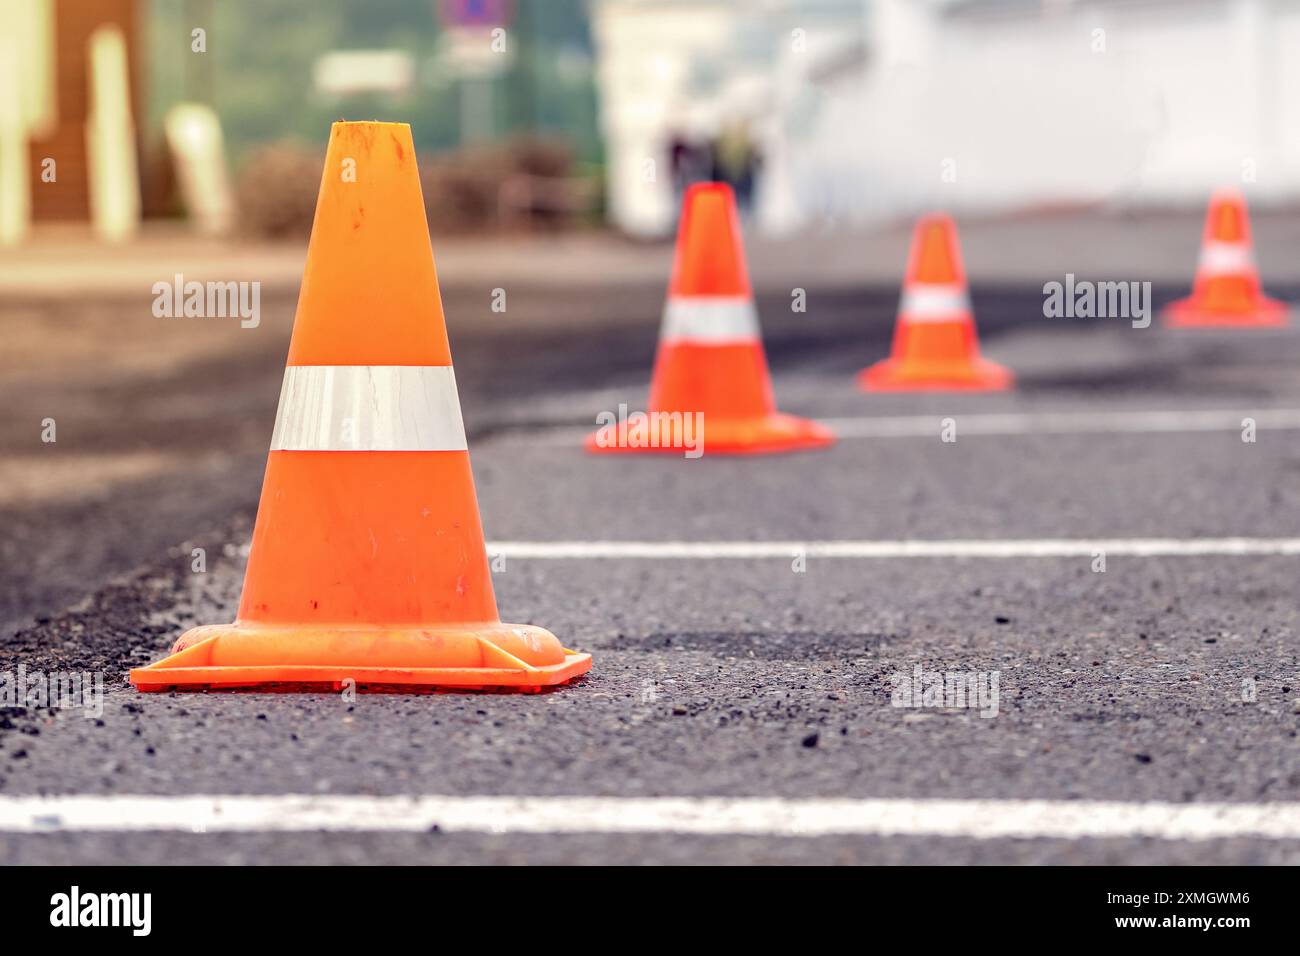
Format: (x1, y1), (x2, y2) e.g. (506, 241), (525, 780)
(3, 234), (1300, 863)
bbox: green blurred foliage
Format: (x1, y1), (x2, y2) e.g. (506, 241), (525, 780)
(146, 0), (599, 170)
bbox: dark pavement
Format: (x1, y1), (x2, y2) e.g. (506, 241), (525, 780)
(2, 223), (1300, 864)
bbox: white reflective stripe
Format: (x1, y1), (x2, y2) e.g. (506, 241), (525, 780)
(270, 366), (467, 452)
(900, 283), (970, 322)
(1198, 241), (1255, 276)
(660, 296), (761, 344)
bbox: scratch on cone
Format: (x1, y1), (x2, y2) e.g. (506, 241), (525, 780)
(586, 182), (834, 456)
(130, 122), (591, 693)
(1163, 187), (1289, 328)
(858, 214), (1013, 392)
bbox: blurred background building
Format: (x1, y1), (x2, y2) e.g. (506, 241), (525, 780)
(1, 0), (1298, 244)
(9, 0), (142, 226)
(1, 0), (599, 244)
(594, 0), (1300, 237)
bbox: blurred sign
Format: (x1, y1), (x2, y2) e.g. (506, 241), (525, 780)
(0, 29), (29, 245)
(438, 0), (512, 28)
(437, 0), (513, 78)
(440, 28), (511, 78)
(313, 50), (415, 96)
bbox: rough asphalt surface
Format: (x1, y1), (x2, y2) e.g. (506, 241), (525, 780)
(3, 257), (1300, 863)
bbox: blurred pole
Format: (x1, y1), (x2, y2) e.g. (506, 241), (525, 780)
(508, 0), (537, 134)
(24, 0), (57, 138)
(164, 103), (234, 235)
(0, 29), (31, 246)
(460, 76), (492, 143)
(86, 25), (141, 242)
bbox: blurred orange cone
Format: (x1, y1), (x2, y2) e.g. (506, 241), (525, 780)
(858, 214), (1013, 392)
(131, 121), (591, 693)
(1163, 188), (1288, 328)
(586, 182), (834, 455)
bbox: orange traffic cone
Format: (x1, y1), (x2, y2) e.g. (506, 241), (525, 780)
(1163, 188), (1288, 328)
(131, 122), (591, 692)
(858, 214), (1012, 392)
(585, 182), (834, 455)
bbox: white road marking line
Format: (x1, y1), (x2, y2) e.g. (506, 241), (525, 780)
(823, 407), (1300, 437)
(502, 408), (1300, 444)
(487, 538), (1300, 559)
(4, 795), (1300, 840)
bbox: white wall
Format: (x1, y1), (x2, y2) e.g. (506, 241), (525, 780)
(593, 0), (1300, 235)
(779, 0), (1300, 227)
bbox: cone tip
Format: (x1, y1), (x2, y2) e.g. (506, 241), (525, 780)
(331, 120), (412, 130)
(681, 181), (738, 218)
(1206, 186), (1250, 242)
(328, 121), (416, 152)
(908, 212), (964, 285)
(685, 181), (735, 201)
(669, 181), (749, 296)
(1210, 185), (1246, 203)
(916, 211), (956, 230)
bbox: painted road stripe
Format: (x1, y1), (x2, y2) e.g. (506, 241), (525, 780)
(488, 538), (1300, 559)
(504, 408), (1300, 445)
(823, 407), (1300, 438)
(3, 795), (1300, 840)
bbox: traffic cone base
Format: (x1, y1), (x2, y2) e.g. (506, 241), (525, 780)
(859, 324), (1013, 391)
(130, 623), (591, 692)
(858, 355), (1013, 391)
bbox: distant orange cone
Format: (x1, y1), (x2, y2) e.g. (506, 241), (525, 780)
(858, 214), (1012, 392)
(131, 122), (591, 692)
(585, 182), (834, 456)
(1163, 188), (1288, 328)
